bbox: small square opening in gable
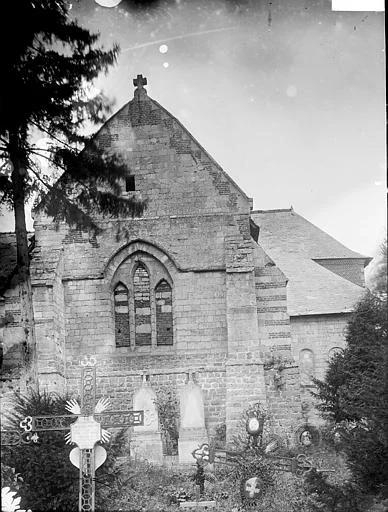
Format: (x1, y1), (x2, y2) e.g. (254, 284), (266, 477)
(126, 176), (136, 192)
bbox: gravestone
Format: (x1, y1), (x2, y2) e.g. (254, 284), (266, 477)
(131, 375), (163, 464)
(178, 372), (208, 463)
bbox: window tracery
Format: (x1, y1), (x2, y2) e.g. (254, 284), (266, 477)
(113, 258), (173, 349)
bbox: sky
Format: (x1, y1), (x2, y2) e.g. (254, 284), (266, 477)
(1, 0), (386, 258)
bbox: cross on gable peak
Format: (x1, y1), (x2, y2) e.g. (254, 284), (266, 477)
(133, 74), (147, 88)
(133, 74), (148, 97)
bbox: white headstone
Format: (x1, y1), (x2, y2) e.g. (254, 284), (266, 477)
(179, 377), (206, 430)
(178, 372), (208, 463)
(133, 377), (159, 432)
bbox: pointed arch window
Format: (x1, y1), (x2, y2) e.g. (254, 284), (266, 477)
(155, 280), (173, 346)
(133, 263), (152, 346)
(114, 283), (130, 347)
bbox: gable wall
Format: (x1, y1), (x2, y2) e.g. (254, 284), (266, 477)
(30, 92), (256, 428)
(95, 95), (250, 218)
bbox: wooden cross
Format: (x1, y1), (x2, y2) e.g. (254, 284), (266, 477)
(18, 356), (144, 512)
(133, 74), (147, 89)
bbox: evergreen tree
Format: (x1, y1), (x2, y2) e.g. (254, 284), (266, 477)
(0, 0), (144, 387)
(313, 292), (388, 493)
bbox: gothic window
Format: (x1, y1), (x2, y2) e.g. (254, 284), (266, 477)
(114, 283), (130, 347)
(299, 349), (314, 386)
(133, 263), (152, 346)
(155, 280), (173, 346)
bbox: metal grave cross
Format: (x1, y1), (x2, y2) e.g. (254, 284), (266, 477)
(18, 356), (144, 512)
(192, 404), (333, 508)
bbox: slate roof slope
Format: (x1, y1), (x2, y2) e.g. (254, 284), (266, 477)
(251, 209), (367, 316)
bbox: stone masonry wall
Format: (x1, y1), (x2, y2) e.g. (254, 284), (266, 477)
(290, 313), (350, 426)
(290, 313), (350, 381)
(65, 352), (227, 441)
(63, 269), (227, 356)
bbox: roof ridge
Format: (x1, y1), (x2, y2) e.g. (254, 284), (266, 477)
(251, 208), (293, 214)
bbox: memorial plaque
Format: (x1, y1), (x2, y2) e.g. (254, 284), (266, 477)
(70, 416), (101, 450)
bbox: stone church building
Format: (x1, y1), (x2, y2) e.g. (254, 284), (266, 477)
(0, 76), (370, 456)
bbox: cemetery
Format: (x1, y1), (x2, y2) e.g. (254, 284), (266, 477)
(1, 1), (386, 511)
(2, 323), (387, 512)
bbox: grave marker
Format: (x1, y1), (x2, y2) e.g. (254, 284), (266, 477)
(178, 372), (208, 463)
(16, 356), (144, 512)
(191, 403), (334, 509)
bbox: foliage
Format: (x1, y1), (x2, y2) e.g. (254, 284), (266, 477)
(154, 386), (180, 455)
(313, 292), (388, 493)
(97, 458), (188, 512)
(367, 238), (387, 296)
(1, 390), (127, 511)
(304, 469), (364, 512)
(0, 463), (24, 493)
(212, 422), (226, 449)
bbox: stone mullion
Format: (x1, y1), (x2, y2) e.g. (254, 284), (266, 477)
(150, 278), (157, 348)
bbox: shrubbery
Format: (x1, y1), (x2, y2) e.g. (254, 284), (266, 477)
(154, 386), (179, 455)
(313, 292), (388, 495)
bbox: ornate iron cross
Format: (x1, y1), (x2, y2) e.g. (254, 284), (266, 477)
(17, 356), (144, 512)
(192, 404), (333, 508)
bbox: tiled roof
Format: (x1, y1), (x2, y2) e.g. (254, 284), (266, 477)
(251, 209), (368, 316)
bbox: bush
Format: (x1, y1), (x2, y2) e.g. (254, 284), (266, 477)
(1, 462), (24, 492)
(154, 386), (179, 455)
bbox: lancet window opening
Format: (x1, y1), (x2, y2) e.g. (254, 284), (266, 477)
(155, 279), (173, 346)
(133, 263), (152, 346)
(114, 283), (130, 347)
